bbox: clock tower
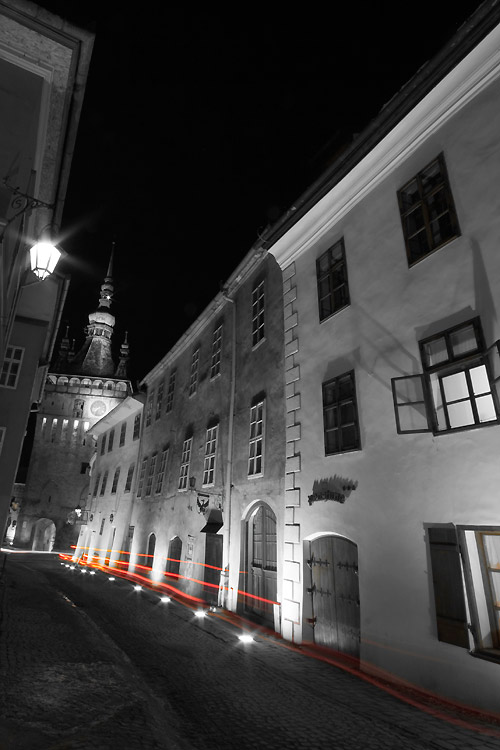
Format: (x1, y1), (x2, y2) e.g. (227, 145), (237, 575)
(13, 250), (132, 552)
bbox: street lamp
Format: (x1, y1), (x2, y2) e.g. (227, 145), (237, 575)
(29, 240), (62, 280)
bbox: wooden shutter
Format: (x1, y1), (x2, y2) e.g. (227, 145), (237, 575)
(428, 527), (469, 648)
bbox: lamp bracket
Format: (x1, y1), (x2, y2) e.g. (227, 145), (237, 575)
(1, 179), (55, 241)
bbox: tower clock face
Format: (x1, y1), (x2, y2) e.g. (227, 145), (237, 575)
(90, 400), (106, 417)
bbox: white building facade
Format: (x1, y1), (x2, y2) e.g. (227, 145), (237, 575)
(267, 8), (500, 715)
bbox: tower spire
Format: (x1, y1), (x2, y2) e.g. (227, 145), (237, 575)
(68, 243), (117, 377)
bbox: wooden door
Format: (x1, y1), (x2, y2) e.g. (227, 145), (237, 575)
(204, 533), (223, 605)
(309, 535), (360, 658)
(166, 536), (182, 578)
(246, 505), (277, 625)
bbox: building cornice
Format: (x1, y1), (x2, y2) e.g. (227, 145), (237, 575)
(267, 8), (500, 268)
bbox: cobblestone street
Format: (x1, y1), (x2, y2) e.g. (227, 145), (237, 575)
(1, 551), (500, 750)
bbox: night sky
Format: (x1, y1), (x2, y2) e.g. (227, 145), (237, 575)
(38, 1), (483, 385)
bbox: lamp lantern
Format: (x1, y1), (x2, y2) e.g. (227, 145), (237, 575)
(29, 240), (61, 280)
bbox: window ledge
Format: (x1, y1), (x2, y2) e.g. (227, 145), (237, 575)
(432, 419), (500, 437)
(469, 648), (500, 665)
(407, 233), (461, 268)
(247, 473), (264, 480)
(319, 302), (350, 325)
(252, 337), (266, 352)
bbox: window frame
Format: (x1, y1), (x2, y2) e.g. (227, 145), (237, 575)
(251, 279), (265, 348)
(189, 349), (200, 397)
(210, 325), (223, 379)
(392, 318), (500, 436)
(322, 370), (361, 455)
(248, 400), (265, 477)
(316, 238), (350, 323)
(145, 393), (153, 427)
(155, 447), (169, 494)
(397, 152), (460, 266)
(119, 422), (126, 447)
(166, 370), (176, 413)
(156, 381), (164, 419)
(202, 424), (218, 486)
(108, 428), (115, 452)
(178, 436), (192, 491)
(124, 463), (135, 493)
(145, 454), (157, 497)
(0, 345), (24, 389)
(99, 470), (108, 497)
(137, 458), (148, 497)
(133, 414), (141, 440)
(0, 426), (5, 455)
(111, 467), (120, 494)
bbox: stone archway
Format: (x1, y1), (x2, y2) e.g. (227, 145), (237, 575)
(32, 518), (56, 551)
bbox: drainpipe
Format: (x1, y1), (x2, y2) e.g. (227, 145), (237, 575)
(221, 290), (236, 610)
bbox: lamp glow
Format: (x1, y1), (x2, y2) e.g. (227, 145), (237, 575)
(108, 577), (115, 582)
(161, 596), (171, 603)
(29, 241), (61, 280)
(194, 609), (206, 619)
(238, 634), (254, 644)
(134, 585), (142, 591)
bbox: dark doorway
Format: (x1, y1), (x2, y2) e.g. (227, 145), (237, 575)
(246, 504), (277, 626)
(204, 533), (222, 605)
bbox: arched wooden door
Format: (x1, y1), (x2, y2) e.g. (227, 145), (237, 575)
(246, 504), (277, 625)
(32, 518), (56, 551)
(166, 536), (182, 578)
(146, 533), (156, 569)
(308, 535), (360, 658)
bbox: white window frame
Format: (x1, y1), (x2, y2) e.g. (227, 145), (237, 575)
(0, 346), (24, 388)
(178, 437), (192, 490)
(189, 349), (200, 396)
(124, 463), (135, 493)
(111, 467), (120, 494)
(210, 325), (223, 379)
(251, 281), (265, 347)
(248, 400), (264, 477)
(156, 381), (164, 419)
(145, 393), (153, 427)
(202, 424), (218, 486)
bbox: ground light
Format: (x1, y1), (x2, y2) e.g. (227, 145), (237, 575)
(89, 571), (96, 575)
(160, 596), (171, 603)
(134, 585), (142, 591)
(194, 609), (206, 619)
(238, 634), (254, 644)
(108, 577), (115, 582)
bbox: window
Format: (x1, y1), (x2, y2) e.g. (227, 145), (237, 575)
(80, 462), (89, 474)
(189, 349), (199, 396)
(61, 419), (69, 442)
(248, 401), (264, 476)
(100, 434), (106, 455)
(211, 325), (223, 378)
(146, 393), (153, 427)
(178, 436), (192, 490)
(398, 153), (460, 265)
(252, 280), (265, 347)
(108, 428), (115, 452)
(111, 467), (120, 494)
(99, 518), (105, 535)
(156, 381), (164, 419)
(73, 399), (84, 418)
(100, 470), (108, 496)
(145, 454), (157, 497)
(50, 418), (57, 443)
(0, 426), (5, 455)
(119, 422), (126, 446)
(155, 448), (169, 494)
(316, 239), (350, 322)
(92, 473), (101, 498)
(392, 318), (499, 434)
(166, 370), (176, 413)
(322, 371), (360, 454)
(137, 458), (148, 497)
(0, 346), (24, 388)
(41, 417), (47, 439)
(428, 525), (500, 656)
(133, 414), (141, 440)
(124, 463), (135, 493)
(72, 420), (79, 442)
(203, 424), (218, 486)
